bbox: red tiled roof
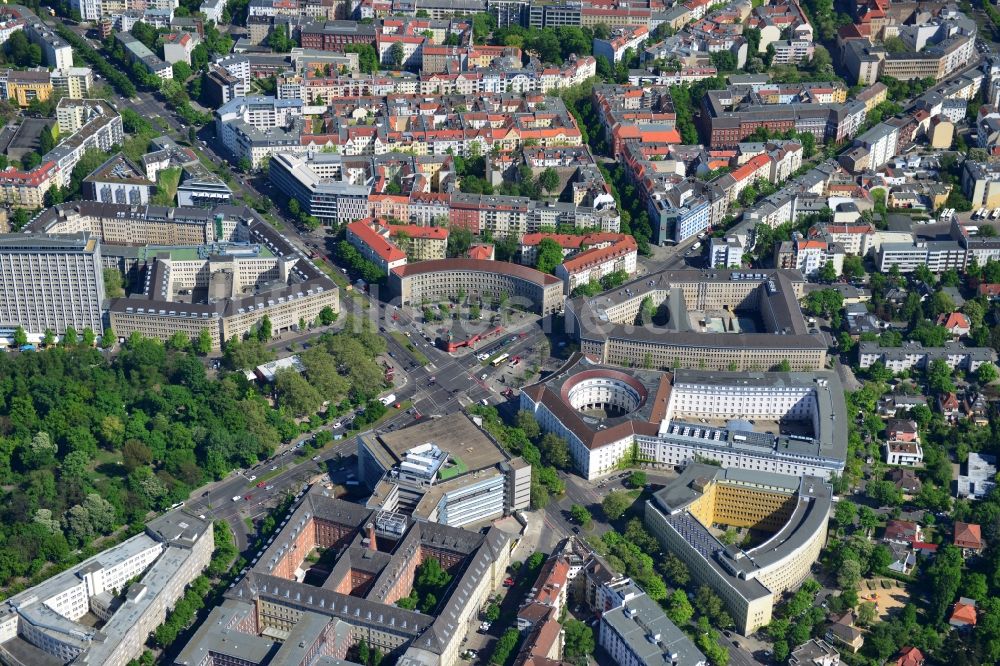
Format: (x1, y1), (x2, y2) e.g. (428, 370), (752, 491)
(560, 237), (637, 274)
(950, 601), (977, 626)
(895, 647), (924, 666)
(954, 521), (983, 550)
(347, 219), (406, 263)
(468, 244), (493, 260)
(936, 312), (970, 330)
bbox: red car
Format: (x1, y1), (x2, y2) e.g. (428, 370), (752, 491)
(256, 481), (266, 488)
(244, 494), (252, 501)
(503, 577), (514, 586)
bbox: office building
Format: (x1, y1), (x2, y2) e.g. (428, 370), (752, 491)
(644, 464), (832, 634)
(175, 488), (511, 666)
(0, 232), (105, 340)
(520, 353), (848, 481)
(358, 413), (531, 528)
(0, 511), (213, 666)
(29, 201), (339, 350)
(389, 259), (564, 315)
(565, 268), (826, 372)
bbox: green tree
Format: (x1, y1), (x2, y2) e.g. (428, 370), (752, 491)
(817, 260), (838, 283)
(194, 328), (213, 355)
(562, 619), (595, 664)
(977, 362), (998, 384)
(570, 503), (592, 527)
(344, 43), (378, 73)
(12, 326), (27, 347)
(538, 167), (560, 194)
(602, 490), (632, 521)
(274, 367), (322, 416)
(539, 432), (570, 468)
(257, 315), (272, 342)
(927, 545), (963, 623)
(627, 471), (647, 488)
(101, 327), (116, 348)
(842, 255), (865, 280)
(319, 306), (337, 326)
(388, 41), (405, 69)
(268, 24), (293, 52)
(666, 588), (695, 626)
(927, 358), (956, 395)
(534, 238), (565, 274)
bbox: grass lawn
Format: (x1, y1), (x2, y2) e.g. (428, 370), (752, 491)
(246, 466), (284, 489)
(390, 332), (429, 365)
(439, 456), (468, 481)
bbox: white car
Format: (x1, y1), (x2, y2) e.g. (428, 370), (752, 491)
(247, 475), (257, 481)
(232, 495), (241, 502)
(333, 421), (343, 429)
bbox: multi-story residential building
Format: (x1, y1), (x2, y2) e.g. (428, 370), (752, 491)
(771, 39), (815, 65)
(49, 98), (124, 189)
(884, 418), (923, 466)
(709, 236), (744, 267)
(858, 341), (996, 372)
(566, 268), (827, 372)
(162, 31), (199, 65)
(0, 232), (105, 340)
(0, 511), (212, 666)
(358, 412), (530, 527)
(382, 222), (448, 261)
(115, 32), (173, 79)
(346, 218), (408, 273)
(2, 68), (51, 107)
(808, 221), (875, 256)
(599, 588), (707, 666)
(593, 25), (650, 64)
(522, 355), (847, 481)
(644, 464), (832, 635)
(776, 234), (845, 277)
(51, 67), (93, 98)
(555, 236), (637, 294)
(962, 160), (1000, 209)
(83, 153), (155, 205)
(1, 5), (74, 69)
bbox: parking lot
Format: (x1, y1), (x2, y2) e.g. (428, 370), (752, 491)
(7, 118), (50, 160)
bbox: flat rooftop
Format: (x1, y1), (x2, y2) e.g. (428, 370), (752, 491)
(365, 412), (507, 473)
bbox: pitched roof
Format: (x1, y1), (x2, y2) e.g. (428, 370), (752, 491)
(950, 600), (978, 626)
(954, 521), (983, 550)
(936, 312), (971, 330)
(895, 647), (924, 666)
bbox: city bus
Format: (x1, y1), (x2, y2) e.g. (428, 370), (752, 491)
(491, 353), (510, 367)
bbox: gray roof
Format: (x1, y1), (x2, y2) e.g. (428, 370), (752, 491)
(650, 463), (832, 598)
(569, 267), (826, 351)
(601, 592), (707, 666)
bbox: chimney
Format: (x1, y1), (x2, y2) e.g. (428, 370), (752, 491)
(367, 523), (377, 551)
